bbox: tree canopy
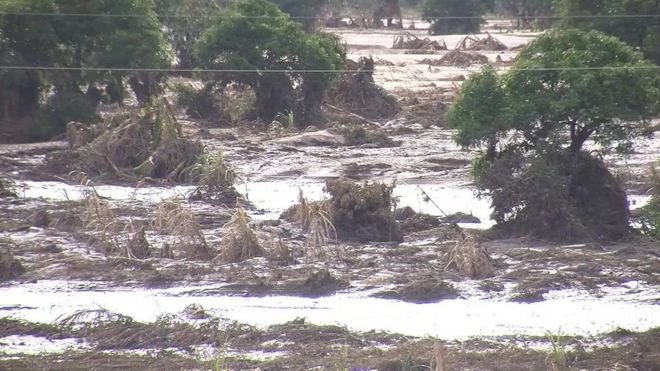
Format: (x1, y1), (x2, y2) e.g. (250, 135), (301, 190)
(423, 0), (484, 35)
(449, 29), (660, 155)
(448, 29), (660, 240)
(194, 0), (345, 125)
(0, 0), (170, 136)
(555, 0), (660, 65)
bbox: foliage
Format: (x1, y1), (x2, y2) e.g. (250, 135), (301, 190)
(449, 30), (659, 240)
(423, 0), (484, 35)
(154, 0), (221, 69)
(493, 0), (554, 28)
(194, 0), (345, 126)
(270, 0), (328, 31)
(556, 0), (660, 65)
(0, 0), (170, 138)
(33, 89), (99, 140)
(639, 165), (660, 239)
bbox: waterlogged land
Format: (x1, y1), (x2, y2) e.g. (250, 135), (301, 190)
(1, 23), (660, 370)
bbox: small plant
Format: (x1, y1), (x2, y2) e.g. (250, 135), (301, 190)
(187, 150), (238, 203)
(639, 165), (660, 239)
(74, 172), (122, 255)
(274, 111), (295, 130)
(545, 330), (568, 371)
(219, 207), (263, 263)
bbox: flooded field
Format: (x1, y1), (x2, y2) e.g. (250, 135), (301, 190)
(1, 21), (659, 371)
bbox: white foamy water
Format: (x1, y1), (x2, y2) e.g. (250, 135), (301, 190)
(0, 281), (657, 340)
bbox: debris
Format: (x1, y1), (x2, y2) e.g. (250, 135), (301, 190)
(419, 50), (489, 67)
(455, 33), (508, 51)
(392, 32), (447, 50)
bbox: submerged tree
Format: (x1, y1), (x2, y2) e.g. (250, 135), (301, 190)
(271, 0), (328, 31)
(423, 0), (484, 35)
(194, 0), (345, 126)
(448, 29), (660, 240)
(555, 0), (660, 65)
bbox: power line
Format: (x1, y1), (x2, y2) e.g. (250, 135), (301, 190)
(1, 11), (660, 20)
(0, 65), (658, 73)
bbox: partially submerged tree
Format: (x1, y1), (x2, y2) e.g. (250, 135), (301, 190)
(556, 0), (660, 65)
(271, 0), (328, 31)
(195, 0), (345, 126)
(423, 0), (484, 35)
(448, 30), (660, 240)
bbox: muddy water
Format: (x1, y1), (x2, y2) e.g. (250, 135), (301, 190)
(0, 280), (658, 339)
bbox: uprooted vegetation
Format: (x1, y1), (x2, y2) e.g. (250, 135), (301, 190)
(477, 151), (630, 241)
(153, 198), (215, 261)
(327, 57), (400, 120)
(419, 50), (489, 67)
(218, 207), (263, 263)
(442, 226), (494, 279)
(336, 125), (399, 147)
(455, 33), (508, 51)
(392, 32), (447, 51)
(639, 164), (660, 239)
(0, 177), (16, 198)
(325, 179), (402, 242)
(283, 179), (402, 243)
(172, 82), (256, 126)
(0, 245), (25, 281)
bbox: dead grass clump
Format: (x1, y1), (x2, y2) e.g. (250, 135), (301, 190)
(153, 198), (213, 260)
(300, 269), (348, 297)
(58, 309), (247, 351)
(187, 150), (239, 204)
(337, 125), (399, 147)
(374, 278), (459, 303)
(76, 98), (203, 182)
(76, 173), (122, 255)
(219, 207), (263, 263)
(443, 227), (494, 279)
(392, 32), (447, 50)
(327, 57), (400, 120)
(395, 207), (441, 233)
(455, 33), (508, 51)
(420, 50), (489, 67)
(325, 178), (402, 242)
(0, 249), (24, 281)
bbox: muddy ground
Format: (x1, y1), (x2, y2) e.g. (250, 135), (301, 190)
(1, 21), (659, 370)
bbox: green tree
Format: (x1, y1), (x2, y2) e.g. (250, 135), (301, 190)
(155, 0), (221, 69)
(495, 0), (554, 28)
(423, 0), (484, 35)
(556, 0), (660, 65)
(271, 0), (328, 31)
(448, 29), (660, 240)
(0, 0), (171, 138)
(194, 0), (345, 126)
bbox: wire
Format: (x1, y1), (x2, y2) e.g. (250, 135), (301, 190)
(1, 11), (660, 20)
(0, 65), (658, 73)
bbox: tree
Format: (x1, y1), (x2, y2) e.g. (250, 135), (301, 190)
(271, 0), (328, 31)
(423, 0), (484, 35)
(448, 30), (660, 240)
(154, 0), (221, 69)
(194, 0), (345, 125)
(494, 0), (554, 29)
(0, 0), (171, 138)
(556, 0), (660, 65)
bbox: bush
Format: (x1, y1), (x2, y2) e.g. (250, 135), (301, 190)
(325, 179), (402, 242)
(476, 150), (630, 241)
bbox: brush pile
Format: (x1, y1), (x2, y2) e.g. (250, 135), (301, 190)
(392, 32), (447, 50)
(153, 199), (214, 260)
(325, 179), (402, 242)
(57, 98), (204, 183)
(442, 227), (494, 279)
(0, 177), (15, 199)
(327, 57), (400, 120)
(419, 50), (489, 67)
(455, 33), (508, 51)
(219, 207), (263, 263)
(284, 190), (338, 263)
(0, 249), (24, 281)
